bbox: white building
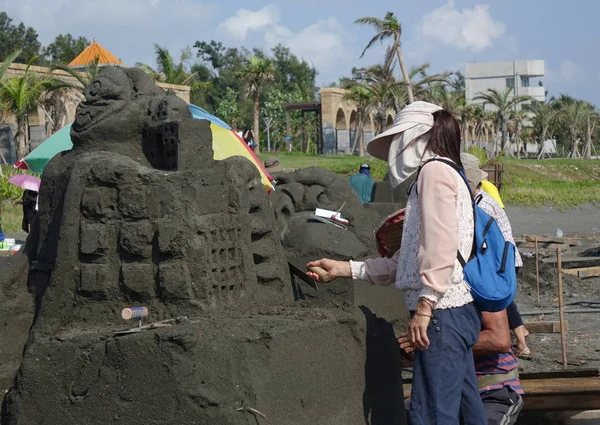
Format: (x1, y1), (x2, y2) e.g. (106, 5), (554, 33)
(465, 60), (545, 111)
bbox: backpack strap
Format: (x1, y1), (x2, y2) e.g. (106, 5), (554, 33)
(410, 157), (477, 267)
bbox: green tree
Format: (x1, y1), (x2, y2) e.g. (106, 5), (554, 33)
(553, 94), (593, 158)
(527, 100), (556, 147)
(239, 56), (275, 154)
(0, 12), (42, 63)
(355, 11), (414, 104)
(51, 56), (102, 90)
(136, 44), (198, 85)
(44, 34), (90, 64)
(474, 88), (531, 154)
(262, 88), (298, 151)
(343, 82), (374, 156)
(355, 64), (403, 131)
(216, 88), (244, 129)
(0, 58), (68, 158)
(271, 44), (317, 96)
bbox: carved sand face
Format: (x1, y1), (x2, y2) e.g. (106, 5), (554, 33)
(72, 68), (132, 135)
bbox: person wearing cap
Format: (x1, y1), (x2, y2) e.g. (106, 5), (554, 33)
(264, 157), (283, 173)
(460, 153), (505, 208)
(349, 163), (375, 204)
(461, 153), (531, 361)
(308, 101), (487, 424)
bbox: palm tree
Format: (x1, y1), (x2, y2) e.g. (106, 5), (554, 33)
(583, 108), (598, 159)
(474, 88), (532, 155)
(343, 82), (374, 156)
(554, 94), (588, 158)
(355, 12), (414, 104)
(0, 58), (69, 158)
(407, 63), (451, 102)
(356, 64), (404, 131)
(0, 50), (22, 81)
(509, 109), (528, 158)
(239, 56), (275, 154)
(52, 56), (102, 91)
(136, 44), (198, 85)
(527, 100), (556, 156)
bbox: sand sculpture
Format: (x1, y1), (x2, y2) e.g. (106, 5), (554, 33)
(0, 67), (406, 425)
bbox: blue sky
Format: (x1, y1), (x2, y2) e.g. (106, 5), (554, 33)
(4, 0), (598, 105)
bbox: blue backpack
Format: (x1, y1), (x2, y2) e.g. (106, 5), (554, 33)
(413, 159), (517, 312)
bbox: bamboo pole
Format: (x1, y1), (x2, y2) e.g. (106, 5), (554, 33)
(557, 248), (568, 368)
(535, 236), (540, 303)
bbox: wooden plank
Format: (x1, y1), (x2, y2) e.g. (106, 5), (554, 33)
(524, 320), (568, 333)
(520, 369), (599, 380)
(517, 241), (571, 250)
(543, 256), (600, 265)
(523, 234), (581, 245)
(563, 266), (600, 278)
(404, 377), (600, 411)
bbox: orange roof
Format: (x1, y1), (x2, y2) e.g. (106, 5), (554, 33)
(68, 40), (122, 67)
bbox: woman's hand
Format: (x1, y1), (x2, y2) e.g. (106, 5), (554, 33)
(408, 299), (433, 350)
(305, 258), (351, 282)
(397, 332), (415, 365)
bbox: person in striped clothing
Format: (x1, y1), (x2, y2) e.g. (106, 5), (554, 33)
(399, 309), (524, 424)
(461, 153), (532, 360)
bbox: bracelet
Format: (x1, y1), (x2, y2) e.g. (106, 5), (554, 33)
(419, 297), (436, 309)
(415, 310), (432, 318)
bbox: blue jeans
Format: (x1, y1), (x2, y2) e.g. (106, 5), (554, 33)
(409, 303), (486, 425)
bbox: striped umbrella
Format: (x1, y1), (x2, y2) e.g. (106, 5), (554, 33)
(15, 104), (274, 191)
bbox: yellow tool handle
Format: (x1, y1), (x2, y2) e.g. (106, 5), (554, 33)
(306, 266), (334, 283)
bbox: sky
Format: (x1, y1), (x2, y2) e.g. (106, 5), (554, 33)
(3, 0), (599, 105)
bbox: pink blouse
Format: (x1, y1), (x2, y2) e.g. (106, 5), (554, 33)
(351, 159), (474, 309)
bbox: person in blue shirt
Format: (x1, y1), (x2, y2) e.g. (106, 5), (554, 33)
(349, 164), (375, 204)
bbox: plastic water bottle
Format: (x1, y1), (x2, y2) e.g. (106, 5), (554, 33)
(556, 228), (563, 238)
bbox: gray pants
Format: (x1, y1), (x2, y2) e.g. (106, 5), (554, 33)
(405, 386), (523, 425)
(480, 386), (523, 425)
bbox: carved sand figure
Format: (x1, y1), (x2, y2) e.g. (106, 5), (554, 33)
(0, 67), (406, 425)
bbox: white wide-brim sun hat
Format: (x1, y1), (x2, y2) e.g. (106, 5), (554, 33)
(367, 101), (443, 161)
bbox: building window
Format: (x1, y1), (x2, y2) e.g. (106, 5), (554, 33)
(520, 76), (530, 87)
(506, 77), (515, 88)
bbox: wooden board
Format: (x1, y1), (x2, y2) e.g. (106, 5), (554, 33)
(517, 242), (571, 250)
(403, 376), (600, 411)
(543, 256), (600, 265)
(563, 266), (600, 278)
(523, 234), (581, 246)
(524, 320), (568, 333)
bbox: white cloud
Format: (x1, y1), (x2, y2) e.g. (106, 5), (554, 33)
(559, 60), (583, 81)
(546, 60), (584, 85)
(2, 0), (218, 66)
(219, 4), (280, 40)
(218, 5), (347, 85)
(417, 1), (505, 52)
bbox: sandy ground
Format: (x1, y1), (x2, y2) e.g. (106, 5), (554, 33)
(507, 203), (600, 236)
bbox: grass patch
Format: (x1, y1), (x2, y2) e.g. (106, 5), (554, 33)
(1, 201), (22, 233)
(1, 164), (31, 234)
(259, 153), (600, 208)
(258, 152), (389, 180)
(500, 158), (600, 207)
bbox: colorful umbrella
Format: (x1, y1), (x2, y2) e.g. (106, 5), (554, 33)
(15, 104), (274, 191)
(8, 174), (41, 192)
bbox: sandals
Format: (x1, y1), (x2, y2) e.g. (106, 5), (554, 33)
(516, 347), (533, 361)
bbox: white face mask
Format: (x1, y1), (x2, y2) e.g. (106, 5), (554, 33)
(387, 124), (435, 188)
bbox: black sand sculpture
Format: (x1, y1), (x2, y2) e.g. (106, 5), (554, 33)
(0, 67), (406, 425)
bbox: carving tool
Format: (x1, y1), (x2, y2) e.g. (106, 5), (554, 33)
(305, 265), (334, 283)
(288, 262), (319, 291)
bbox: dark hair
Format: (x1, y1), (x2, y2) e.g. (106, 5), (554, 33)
(401, 110), (463, 168)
